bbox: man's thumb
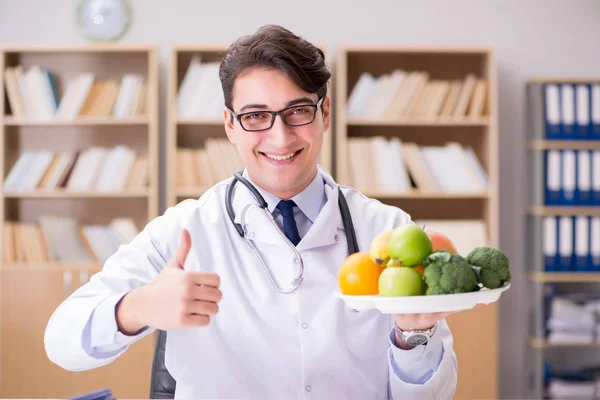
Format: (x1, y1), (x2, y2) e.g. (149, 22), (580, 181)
(170, 229), (191, 269)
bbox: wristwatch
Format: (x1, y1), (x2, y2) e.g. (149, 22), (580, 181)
(394, 322), (438, 347)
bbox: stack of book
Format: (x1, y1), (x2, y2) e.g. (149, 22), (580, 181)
(347, 70), (487, 120)
(176, 138), (244, 190)
(3, 216), (139, 264)
(3, 65), (147, 119)
(347, 137), (488, 194)
(3, 145), (148, 192)
(177, 56), (223, 119)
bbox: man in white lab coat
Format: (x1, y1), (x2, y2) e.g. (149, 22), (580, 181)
(44, 25), (458, 399)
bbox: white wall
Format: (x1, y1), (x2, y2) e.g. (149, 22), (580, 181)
(2, 0), (600, 398)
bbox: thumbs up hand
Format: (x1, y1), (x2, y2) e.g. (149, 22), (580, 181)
(116, 229), (222, 334)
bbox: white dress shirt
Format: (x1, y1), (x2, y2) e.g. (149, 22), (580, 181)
(44, 166), (457, 399)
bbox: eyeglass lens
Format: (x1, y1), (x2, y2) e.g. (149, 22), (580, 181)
(240, 105), (316, 131)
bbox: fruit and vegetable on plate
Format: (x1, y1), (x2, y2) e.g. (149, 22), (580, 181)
(337, 224), (511, 297)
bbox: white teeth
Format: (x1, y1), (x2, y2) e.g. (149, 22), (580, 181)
(266, 151), (297, 160)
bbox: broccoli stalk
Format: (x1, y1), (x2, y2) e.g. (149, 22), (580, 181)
(422, 251), (479, 295)
(466, 247), (511, 289)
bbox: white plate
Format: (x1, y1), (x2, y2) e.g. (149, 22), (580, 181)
(334, 284), (511, 314)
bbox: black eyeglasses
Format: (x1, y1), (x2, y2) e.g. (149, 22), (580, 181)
(230, 97), (324, 132)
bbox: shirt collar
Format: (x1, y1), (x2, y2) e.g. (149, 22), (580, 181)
(242, 168), (326, 223)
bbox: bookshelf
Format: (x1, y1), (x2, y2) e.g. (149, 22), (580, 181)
(0, 45), (159, 399)
(167, 45), (334, 207)
(335, 45), (499, 400)
(526, 78), (600, 399)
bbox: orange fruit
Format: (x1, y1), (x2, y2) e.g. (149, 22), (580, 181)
(413, 265), (424, 276)
(338, 252), (383, 295)
(426, 230), (458, 254)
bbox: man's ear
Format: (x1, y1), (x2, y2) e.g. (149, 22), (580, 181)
(224, 108), (236, 144)
(321, 96), (331, 133)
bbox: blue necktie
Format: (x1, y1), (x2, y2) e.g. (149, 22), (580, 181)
(276, 200), (301, 246)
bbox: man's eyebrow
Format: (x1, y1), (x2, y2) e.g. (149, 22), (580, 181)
(239, 97), (316, 112)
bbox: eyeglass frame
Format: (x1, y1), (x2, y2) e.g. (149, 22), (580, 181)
(229, 97), (324, 132)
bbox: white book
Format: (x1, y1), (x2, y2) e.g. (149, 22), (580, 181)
(188, 62), (220, 118)
(95, 146), (128, 191)
(64, 74), (95, 119)
(110, 218), (139, 244)
(177, 55), (203, 118)
(21, 150), (54, 191)
(3, 152), (34, 190)
(388, 137), (412, 192)
(347, 72), (377, 118)
(113, 75), (136, 118)
(112, 147), (137, 191)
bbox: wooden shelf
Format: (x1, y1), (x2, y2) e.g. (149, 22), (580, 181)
(528, 271), (600, 282)
(0, 44), (159, 400)
(528, 337), (600, 348)
(3, 116), (149, 126)
(335, 47), (499, 400)
(528, 206), (600, 216)
(1, 262), (103, 271)
(177, 118), (223, 125)
(2, 44), (155, 53)
(347, 117), (489, 127)
(176, 187), (210, 198)
(528, 139), (600, 150)
(362, 191), (489, 199)
(2, 189), (150, 198)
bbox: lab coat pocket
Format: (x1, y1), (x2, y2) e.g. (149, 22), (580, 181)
(344, 308), (390, 361)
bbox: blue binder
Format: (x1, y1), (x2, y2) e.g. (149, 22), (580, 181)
(591, 217), (600, 272)
(558, 216), (574, 271)
(575, 83), (591, 140)
(593, 151), (600, 206)
(544, 150), (562, 205)
(543, 216), (560, 271)
(560, 84), (576, 140)
(591, 84), (600, 140)
(574, 216), (590, 272)
(544, 83), (562, 140)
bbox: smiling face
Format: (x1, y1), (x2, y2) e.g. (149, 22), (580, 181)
(224, 67), (331, 200)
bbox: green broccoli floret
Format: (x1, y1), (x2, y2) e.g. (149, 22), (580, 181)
(466, 247), (511, 289)
(422, 250), (479, 295)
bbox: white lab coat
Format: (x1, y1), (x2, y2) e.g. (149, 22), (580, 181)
(44, 166), (457, 400)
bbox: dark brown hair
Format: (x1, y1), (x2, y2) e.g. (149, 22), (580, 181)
(219, 25), (331, 111)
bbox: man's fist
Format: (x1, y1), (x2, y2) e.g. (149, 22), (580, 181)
(117, 229), (222, 334)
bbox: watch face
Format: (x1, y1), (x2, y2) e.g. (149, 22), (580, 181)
(406, 333), (429, 347)
(76, 0), (131, 42)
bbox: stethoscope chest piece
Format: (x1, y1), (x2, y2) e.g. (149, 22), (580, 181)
(225, 171), (358, 294)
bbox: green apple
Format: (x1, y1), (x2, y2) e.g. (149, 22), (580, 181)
(387, 224), (432, 267)
(378, 266), (424, 296)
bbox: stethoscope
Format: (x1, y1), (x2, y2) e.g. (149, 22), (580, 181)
(226, 171), (359, 294)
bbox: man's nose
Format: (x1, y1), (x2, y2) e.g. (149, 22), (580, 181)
(266, 115), (295, 146)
